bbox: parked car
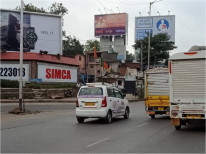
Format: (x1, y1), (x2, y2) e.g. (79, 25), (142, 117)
(76, 83), (130, 124)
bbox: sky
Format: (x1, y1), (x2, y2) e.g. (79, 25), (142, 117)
(1, 0), (206, 56)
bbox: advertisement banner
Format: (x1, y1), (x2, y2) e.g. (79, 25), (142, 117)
(0, 9), (62, 55)
(135, 15), (175, 42)
(0, 64), (29, 81)
(37, 63), (77, 83)
(95, 13), (128, 36)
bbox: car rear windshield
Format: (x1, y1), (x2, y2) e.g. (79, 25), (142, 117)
(78, 87), (103, 96)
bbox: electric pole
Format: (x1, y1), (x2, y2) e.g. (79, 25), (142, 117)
(148, 0), (162, 70)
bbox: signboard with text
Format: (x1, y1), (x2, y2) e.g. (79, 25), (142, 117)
(0, 9), (62, 55)
(0, 64), (29, 81)
(135, 15), (175, 42)
(95, 13), (128, 36)
(37, 63), (77, 83)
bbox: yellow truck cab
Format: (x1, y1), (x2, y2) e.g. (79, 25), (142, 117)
(145, 68), (170, 118)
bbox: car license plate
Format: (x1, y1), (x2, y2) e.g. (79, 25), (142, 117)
(187, 114), (201, 118)
(85, 102), (95, 106)
(158, 107), (164, 111)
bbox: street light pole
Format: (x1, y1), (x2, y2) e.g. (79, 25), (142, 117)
(19, 0), (24, 111)
(147, 2), (152, 70)
(148, 0), (162, 70)
(141, 42), (143, 72)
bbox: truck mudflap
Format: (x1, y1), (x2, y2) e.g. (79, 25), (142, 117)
(171, 118), (181, 126)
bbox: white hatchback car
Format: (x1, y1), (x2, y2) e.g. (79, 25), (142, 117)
(76, 83), (130, 124)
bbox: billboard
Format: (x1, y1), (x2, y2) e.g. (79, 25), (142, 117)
(0, 9), (62, 55)
(95, 13), (128, 36)
(135, 15), (175, 42)
(0, 64), (29, 81)
(37, 63), (77, 83)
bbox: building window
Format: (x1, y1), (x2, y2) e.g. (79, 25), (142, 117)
(89, 54), (94, 62)
(97, 70), (100, 73)
(79, 56), (81, 61)
(90, 65), (94, 68)
(118, 80), (122, 86)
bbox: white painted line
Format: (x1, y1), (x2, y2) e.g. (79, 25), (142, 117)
(137, 123), (148, 127)
(87, 138), (110, 148)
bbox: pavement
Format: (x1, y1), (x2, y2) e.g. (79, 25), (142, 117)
(1, 94), (142, 103)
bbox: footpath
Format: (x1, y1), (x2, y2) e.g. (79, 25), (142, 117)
(1, 94), (141, 103)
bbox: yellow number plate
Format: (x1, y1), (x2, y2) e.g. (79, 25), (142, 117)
(187, 114), (201, 118)
(158, 107), (164, 111)
(85, 102), (95, 106)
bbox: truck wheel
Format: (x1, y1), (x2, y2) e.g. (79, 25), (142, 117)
(150, 115), (155, 119)
(105, 111), (112, 124)
(124, 107), (130, 119)
(175, 125), (181, 130)
(77, 117), (85, 123)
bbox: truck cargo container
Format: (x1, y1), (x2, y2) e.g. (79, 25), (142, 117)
(169, 50), (206, 130)
(145, 68), (170, 118)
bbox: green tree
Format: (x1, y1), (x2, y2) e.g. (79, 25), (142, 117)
(63, 35), (84, 57)
(126, 51), (135, 61)
(49, 2), (68, 16)
(133, 33), (176, 66)
(15, 2), (68, 15)
(15, 3), (47, 13)
(84, 39), (100, 51)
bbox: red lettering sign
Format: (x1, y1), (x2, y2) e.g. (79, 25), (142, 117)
(45, 68), (71, 80)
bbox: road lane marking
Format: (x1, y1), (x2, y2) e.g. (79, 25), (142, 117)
(137, 123), (148, 127)
(87, 138), (110, 148)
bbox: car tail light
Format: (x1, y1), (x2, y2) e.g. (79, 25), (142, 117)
(101, 96), (107, 107)
(76, 100), (79, 107)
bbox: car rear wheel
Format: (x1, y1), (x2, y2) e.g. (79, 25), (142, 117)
(77, 117), (85, 123)
(124, 107), (130, 119)
(105, 111), (112, 124)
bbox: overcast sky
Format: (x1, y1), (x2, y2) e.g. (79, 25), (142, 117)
(1, 0), (206, 56)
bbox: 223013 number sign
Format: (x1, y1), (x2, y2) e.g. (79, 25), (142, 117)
(0, 67), (26, 77)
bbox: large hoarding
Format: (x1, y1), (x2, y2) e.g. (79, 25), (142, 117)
(95, 13), (128, 36)
(0, 9), (62, 55)
(0, 63), (30, 81)
(37, 63), (77, 83)
(135, 15), (175, 42)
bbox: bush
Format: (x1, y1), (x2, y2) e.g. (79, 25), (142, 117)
(0, 80), (19, 88)
(1, 80), (77, 89)
(25, 82), (76, 89)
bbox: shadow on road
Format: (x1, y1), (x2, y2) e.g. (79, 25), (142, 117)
(148, 115), (170, 120)
(77, 117), (128, 125)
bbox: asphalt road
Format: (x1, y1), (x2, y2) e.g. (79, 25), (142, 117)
(1, 102), (205, 153)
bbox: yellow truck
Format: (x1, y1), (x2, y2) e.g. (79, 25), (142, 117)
(145, 68), (170, 118)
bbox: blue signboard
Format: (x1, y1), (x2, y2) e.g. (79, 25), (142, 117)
(135, 15), (175, 42)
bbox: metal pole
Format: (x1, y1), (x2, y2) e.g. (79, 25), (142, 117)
(19, 0), (24, 110)
(94, 60), (96, 82)
(86, 53), (88, 83)
(148, 2), (152, 70)
(141, 42), (143, 72)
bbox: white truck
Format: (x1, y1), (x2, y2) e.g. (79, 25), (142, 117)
(169, 50), (206, 130)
